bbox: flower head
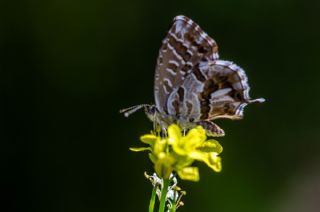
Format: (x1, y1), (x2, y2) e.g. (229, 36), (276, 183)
(130, 124), (223, 181)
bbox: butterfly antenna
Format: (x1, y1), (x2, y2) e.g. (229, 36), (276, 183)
(119, 104), (150, 117)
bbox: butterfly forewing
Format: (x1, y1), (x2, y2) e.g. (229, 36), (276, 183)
(154, 15), (219, 115)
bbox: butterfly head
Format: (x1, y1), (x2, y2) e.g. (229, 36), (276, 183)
(144, 104), (158, 123)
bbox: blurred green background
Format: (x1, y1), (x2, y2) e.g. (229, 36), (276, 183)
(2, 0), (320, 211)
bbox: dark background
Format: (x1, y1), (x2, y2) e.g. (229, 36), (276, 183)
(2, 0), (320, 211)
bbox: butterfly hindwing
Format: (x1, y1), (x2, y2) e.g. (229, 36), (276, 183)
(200, 60), (264, 120)
(171, 60), (264, 123)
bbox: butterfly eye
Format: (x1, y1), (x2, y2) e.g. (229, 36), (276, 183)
(147, 105), (157, 114)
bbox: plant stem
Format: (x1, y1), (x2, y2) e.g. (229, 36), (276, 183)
(170, 201), (176, 212)
(169, 191), (177, 212)
(149, 186), (157, 212)
(158, 178), (170, 212)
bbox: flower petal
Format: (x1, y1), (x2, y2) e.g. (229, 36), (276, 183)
(186, 126), (206, 142)
(172, 141), (188, 156)
(206, 153), (222, 172)
(154, 153), (174, 179)
(198, 139), (223, 153)
(174, 156), (194, 169)
(167, 124), (182, 145)
(148, 153), (157, 163)
(188, 151), (207, 161)
(153, 138), (167, 155)
(177, 167), (200, 182)
(182, 126), (207, 149)
(140, 134), (158, 145)
(136, 124), (223, 181)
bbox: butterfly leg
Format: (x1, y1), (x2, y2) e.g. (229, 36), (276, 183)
(182, 128), (187, 136)
(197, 121), (225, 137)
(161, 127), (168, 139)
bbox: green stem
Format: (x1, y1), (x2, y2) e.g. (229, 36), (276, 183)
(149, 186), (157, 212)
(170, 201), (176, 212)
(169, 190), (177, 212)
(158, 178), (170, 212)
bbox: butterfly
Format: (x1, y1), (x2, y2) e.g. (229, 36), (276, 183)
(121, 15), (265, 136)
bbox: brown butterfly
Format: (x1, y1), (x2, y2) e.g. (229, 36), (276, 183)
(121, 15), (265, 136)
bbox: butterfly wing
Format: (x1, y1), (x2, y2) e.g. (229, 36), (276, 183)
(154, 15), (219, 115)
(205, 61), (265, 120)
(175, 60), (265, 122)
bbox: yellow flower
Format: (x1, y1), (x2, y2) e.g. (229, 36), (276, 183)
(130, 124), (223, 182)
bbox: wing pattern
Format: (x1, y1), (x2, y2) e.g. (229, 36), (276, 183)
(153, 15), (264, 135)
